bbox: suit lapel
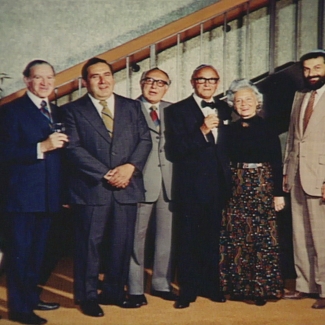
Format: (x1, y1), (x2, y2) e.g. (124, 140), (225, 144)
(292, 92), (306, 138)
(78, 95), (112, 143)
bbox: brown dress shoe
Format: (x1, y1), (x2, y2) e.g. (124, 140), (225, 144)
(312, 298), (325, 309)
(283, 291), (309, 299)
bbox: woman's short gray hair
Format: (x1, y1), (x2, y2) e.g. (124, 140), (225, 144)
(226, 78), (263, 108)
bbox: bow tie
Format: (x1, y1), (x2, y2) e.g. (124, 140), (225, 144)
(201, 100), (216, 109)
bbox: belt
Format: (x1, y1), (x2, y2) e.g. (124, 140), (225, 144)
(230, 162), (263, 169)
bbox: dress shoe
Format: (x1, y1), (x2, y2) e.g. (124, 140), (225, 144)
(35, 300), (60, 311)
(129, 294), (148, 306)
(80, 299), (104, 317)
(312, 298), (325, 309)
(98, 294), (140, 308)
(255, 297), (267, 306)
(210, 292), (226, 303)
(283, 291), (309, 300)
(9, 312), (47, 325)
(151, 290), (178, 301)
(174, 299), (190, 309)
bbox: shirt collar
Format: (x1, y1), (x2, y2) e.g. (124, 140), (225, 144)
(27, 90), (49, 109)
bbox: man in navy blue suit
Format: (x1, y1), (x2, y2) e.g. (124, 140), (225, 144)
(0, 60), (68, 325)
(62, 58), (151, 317)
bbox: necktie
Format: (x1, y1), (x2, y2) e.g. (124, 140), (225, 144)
(150, 105), (160, 131)
(201, 100), (216, 109)
(40, 100), (53, 123)
(303, 90), (316, 132)
(99, 100), (114, 136)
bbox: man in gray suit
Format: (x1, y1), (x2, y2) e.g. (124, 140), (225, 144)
(128, 68), (177, 306)
(62, 58), (152, 317)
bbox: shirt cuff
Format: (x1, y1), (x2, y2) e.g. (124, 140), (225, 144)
(37, 142), (44, 159)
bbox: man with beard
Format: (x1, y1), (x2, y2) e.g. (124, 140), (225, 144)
(283, 49), (325, 309)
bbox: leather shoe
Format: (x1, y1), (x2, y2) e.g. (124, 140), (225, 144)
(255, 297), (267, 306)
(174, 299), (190, 309)
(283, 291), (309, 300)
(312, 298), (325, 309)
(98, 294), (140, 309)
(35, 300), (60, 311)
(80, 299), (104, 317)
(151, 290), (178, 301)
(129, 294), (148, 306)
(9, 312), (47, 325)
(210, 292), (226, 303)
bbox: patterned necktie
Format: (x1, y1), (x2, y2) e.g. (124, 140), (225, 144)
(40, 100), (53, 123)
(150, 105), (160, 131)
(303, 90), (316, 132)
(99, 100), (114, 136)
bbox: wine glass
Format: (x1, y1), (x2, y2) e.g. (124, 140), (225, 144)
(52, 122), (66, 133)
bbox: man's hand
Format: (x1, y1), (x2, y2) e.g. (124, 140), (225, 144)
(274, 196), (285, 212)
(40, 133), (69, 153)
(200, 114), (220, 135)
(104, 163), (135, 188)
(282, 175), (289, 193)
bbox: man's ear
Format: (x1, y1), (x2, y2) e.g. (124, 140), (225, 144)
(23, 76), (30, 88)
(81, 79), (87, 88)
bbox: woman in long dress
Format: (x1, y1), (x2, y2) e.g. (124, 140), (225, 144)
(219, 79), (285, 306)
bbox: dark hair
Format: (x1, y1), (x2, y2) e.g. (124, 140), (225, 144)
(81, 57), (114, 80)
(23, 60), (55, 77)
(140, 67), (171, 84)
(300, 49), (325, 64)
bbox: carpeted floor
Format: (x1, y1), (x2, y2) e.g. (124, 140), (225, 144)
(0, 257), (324, 325)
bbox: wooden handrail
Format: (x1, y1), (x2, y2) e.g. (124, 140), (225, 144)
(0, 0), (269, 106)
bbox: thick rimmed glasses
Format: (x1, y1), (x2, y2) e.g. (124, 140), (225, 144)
(141, 77), (170, 87)
(193, 77), (219, 84)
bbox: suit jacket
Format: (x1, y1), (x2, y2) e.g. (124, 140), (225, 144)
(165, 95), (232, 205)
(62, 93), (152, 205)
(284, 88), (325, 196)
(137, 96), (172, 202)
(0, 93), (62, 213)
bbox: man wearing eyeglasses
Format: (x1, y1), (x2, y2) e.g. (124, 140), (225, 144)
(165, 64), (232, 309)
(128, 68), (178, 307)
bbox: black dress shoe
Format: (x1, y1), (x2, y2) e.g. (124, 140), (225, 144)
(151, 290), (178, 301)
(35, 300), (60, 311)
(174, 299), (190, 309)
(129, 294), (148, 306)
(9, 312), (47, 325)
(80, 299), (104, 317)
(255, 297), (267, 306)
(98, 294), (140, 309)
(210, 293), (226, 303)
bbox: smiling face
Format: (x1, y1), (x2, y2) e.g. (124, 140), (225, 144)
(233, 88), (258, 119)
(191, 66), (220, 100)
(23, 64), (55, 98)
(140, 69), (169, 104)
(83, 62), (115, 100)
(303, 56), (325, 90)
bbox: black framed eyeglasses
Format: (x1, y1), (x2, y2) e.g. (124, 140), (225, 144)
(141, 77), (170, 87)
(193, 77), (219, 84)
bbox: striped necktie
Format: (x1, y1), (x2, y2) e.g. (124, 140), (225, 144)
(40, 100), (53, 123)
(150, 105), (160, 132)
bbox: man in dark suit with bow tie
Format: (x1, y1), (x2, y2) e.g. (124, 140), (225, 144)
(165, 64), (232, 309)
(62, 58), (152, 317)
(0, 60), (68, 325)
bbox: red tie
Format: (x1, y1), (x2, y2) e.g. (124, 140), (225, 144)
(303, 90), (316, 132)
(150, 106), (160, 131)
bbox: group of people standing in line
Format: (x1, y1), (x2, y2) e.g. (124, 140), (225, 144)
(0, 48), (325, 325)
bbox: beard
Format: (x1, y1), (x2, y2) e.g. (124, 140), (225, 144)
(305, 75), (325, 90)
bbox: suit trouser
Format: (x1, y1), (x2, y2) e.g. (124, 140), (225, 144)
(291, 172), (325, 297)
(73, 198), (136, 303)
(6, 213), (52, 314)
(176, 200), (222, 301)
(128, 187), (173, 294)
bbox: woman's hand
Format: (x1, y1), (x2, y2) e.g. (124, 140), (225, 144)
(274, 196), (285, 212)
